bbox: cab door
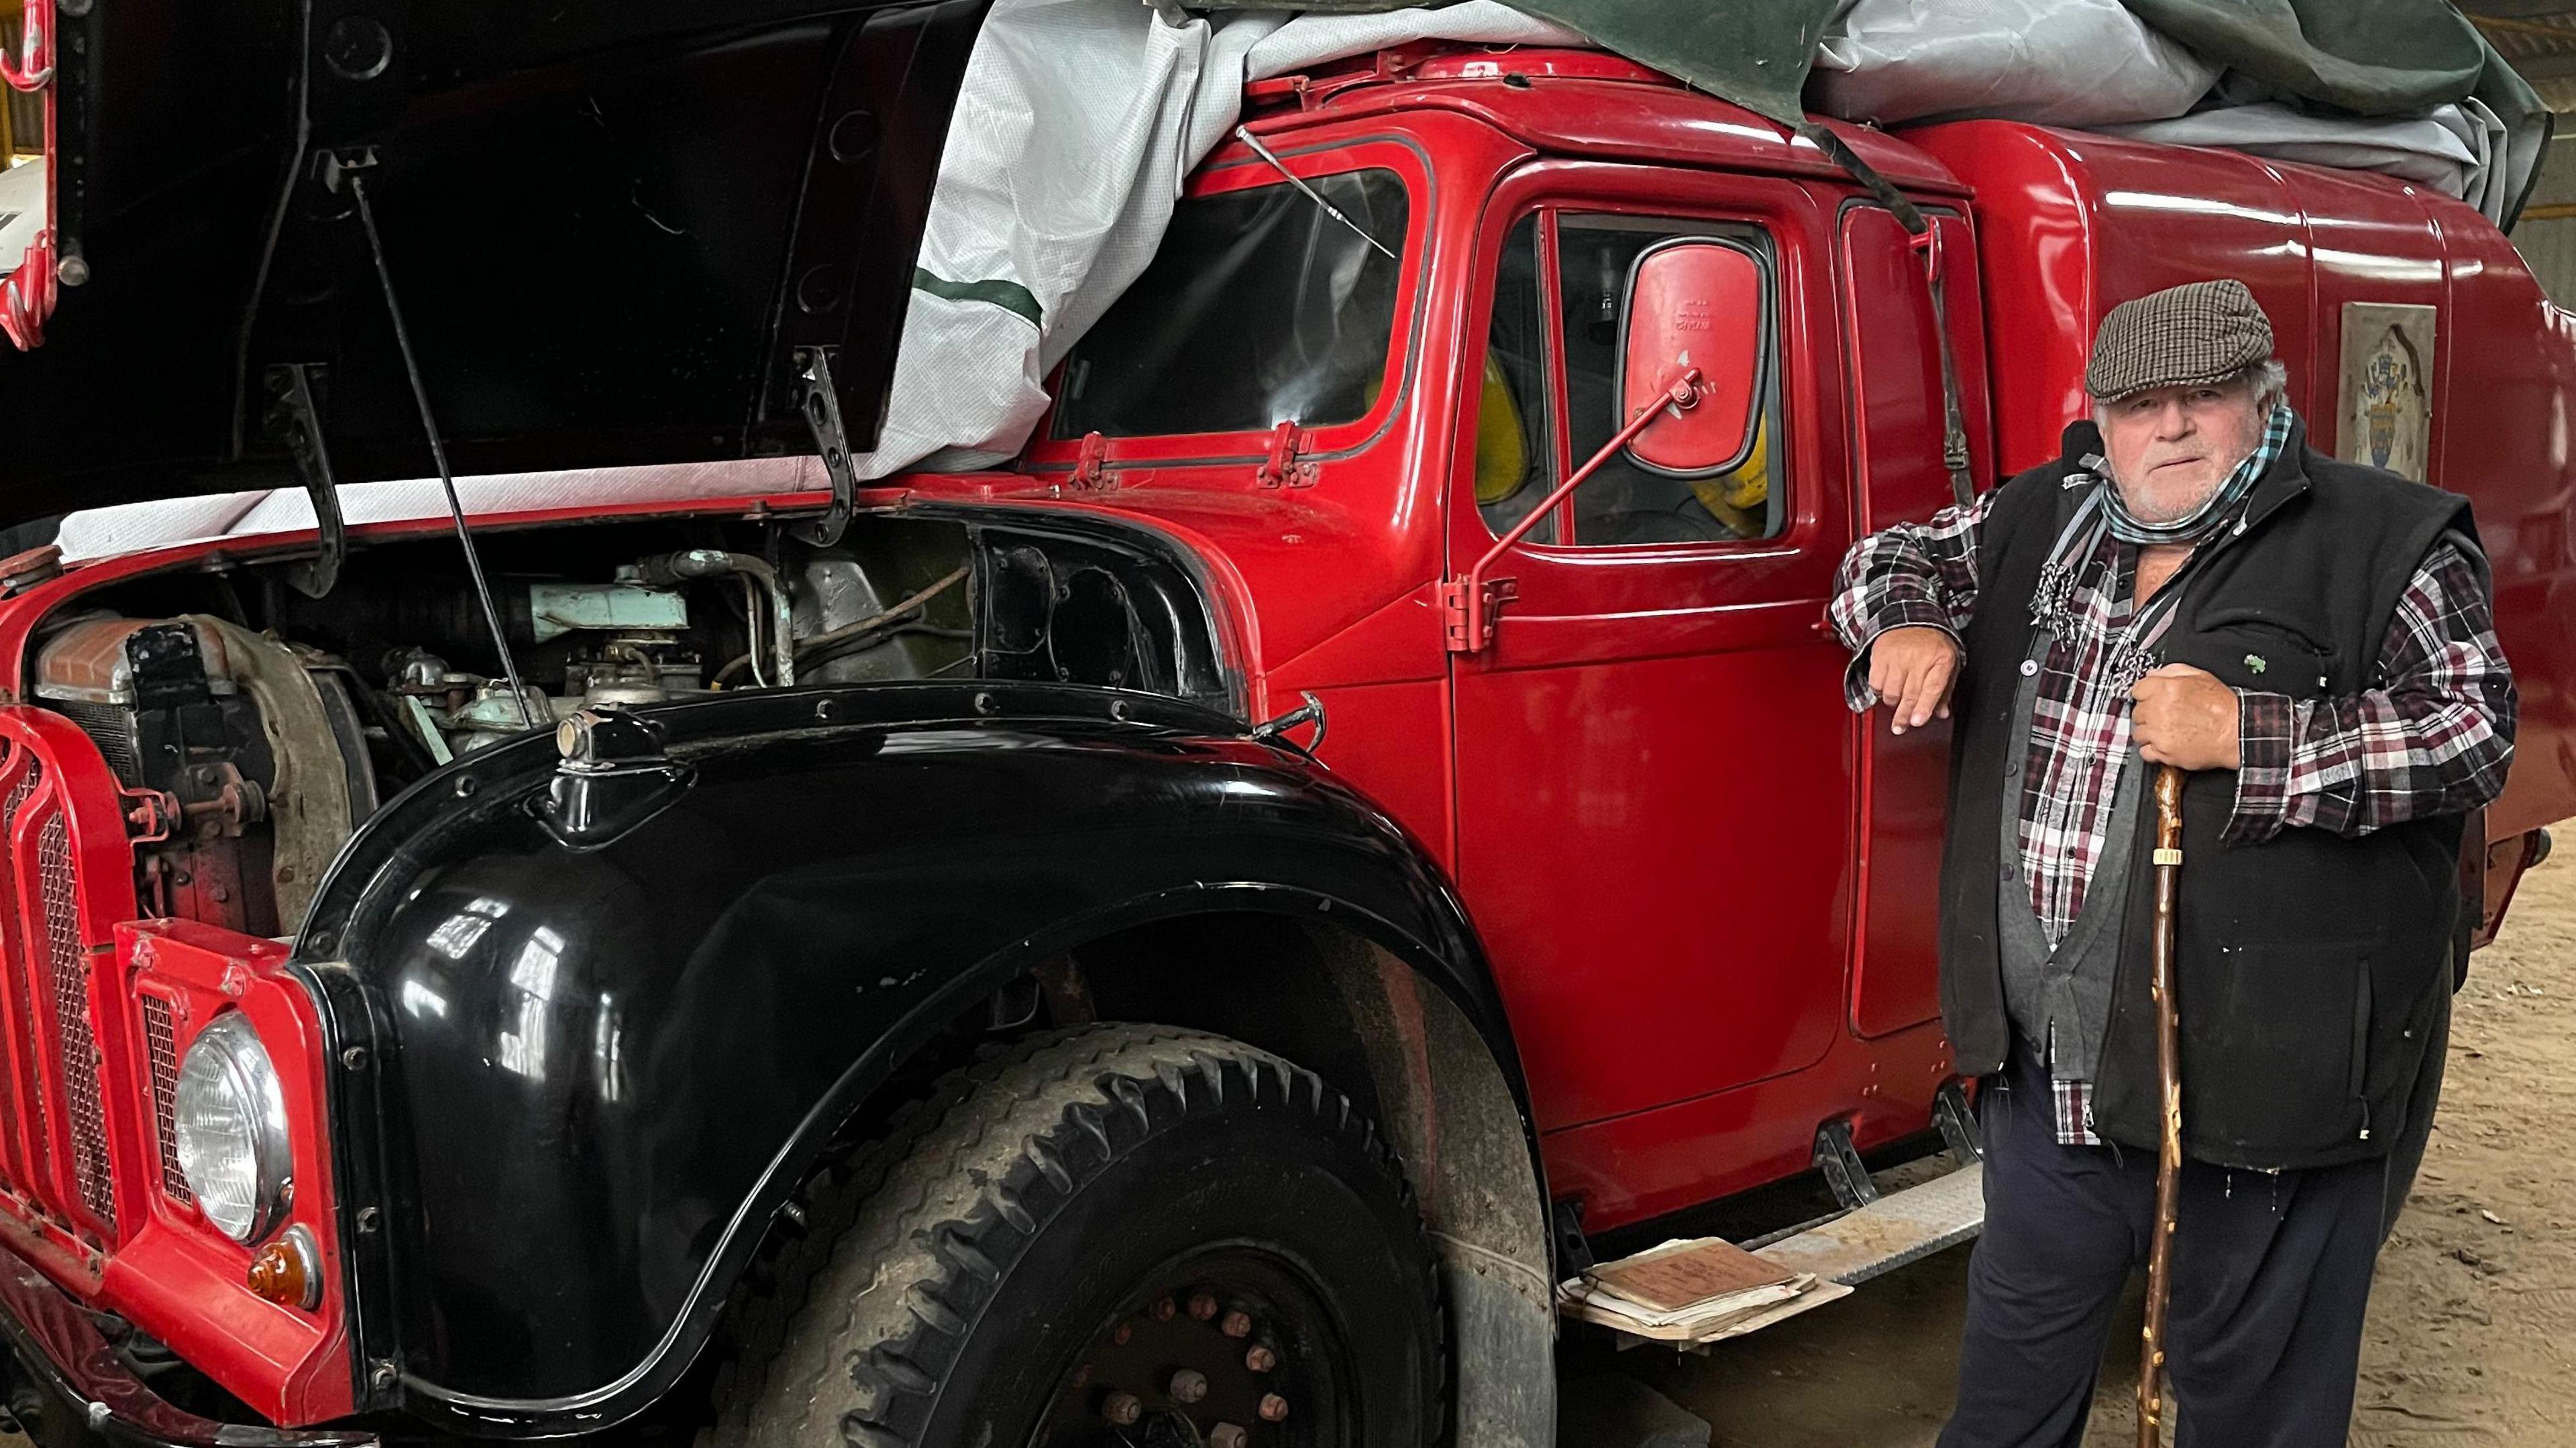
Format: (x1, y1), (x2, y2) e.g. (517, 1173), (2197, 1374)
(1444, 169), (1852, 1133)
(1838, 203), (1992, 1038)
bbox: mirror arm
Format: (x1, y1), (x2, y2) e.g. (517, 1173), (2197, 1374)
(1442, 365), (1704, 653)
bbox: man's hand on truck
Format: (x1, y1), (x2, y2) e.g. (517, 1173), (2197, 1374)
(1867, 624), (1960, 734)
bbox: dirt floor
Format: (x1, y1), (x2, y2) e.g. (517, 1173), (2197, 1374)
(1580, 834), (2576, 1447)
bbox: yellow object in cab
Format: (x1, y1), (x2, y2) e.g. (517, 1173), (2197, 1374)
(1473, 354), (1529, 505)
(1689, 418), (1770, 536)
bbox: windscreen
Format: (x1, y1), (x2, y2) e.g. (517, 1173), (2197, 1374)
(1051, 168), (1409, 440)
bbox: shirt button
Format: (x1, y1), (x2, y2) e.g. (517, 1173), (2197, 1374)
(2020, 659), (2040, 677)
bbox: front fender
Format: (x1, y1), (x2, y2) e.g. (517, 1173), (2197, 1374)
(290, 682), (1521, 1431)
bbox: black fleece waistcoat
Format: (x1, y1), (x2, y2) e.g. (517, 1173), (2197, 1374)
(1938, 418), (2479, 1170)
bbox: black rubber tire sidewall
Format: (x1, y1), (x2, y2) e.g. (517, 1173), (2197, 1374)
(704, 1027), (1447, 1448)
(925, 1095), (1439, 1445)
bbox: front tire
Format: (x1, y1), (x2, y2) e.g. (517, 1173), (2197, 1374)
(703, 1024), (1445, 1448)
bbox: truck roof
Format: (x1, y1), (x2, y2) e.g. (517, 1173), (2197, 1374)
(1242, 47), (1970, 201)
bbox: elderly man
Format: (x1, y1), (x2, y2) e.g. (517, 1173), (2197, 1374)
(1829, 279), (2515, 1447)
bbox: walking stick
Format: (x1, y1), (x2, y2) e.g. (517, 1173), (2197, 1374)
(2137, 764), (2186, 1447)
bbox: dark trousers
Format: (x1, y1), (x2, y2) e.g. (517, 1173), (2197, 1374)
(1937, 1038), (2424, 1448)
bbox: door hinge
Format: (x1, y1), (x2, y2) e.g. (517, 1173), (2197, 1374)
(1438, 575), (1517, 653)
(263, 363), (350, 599)
(1256, 420), (1317, 488)
(793, 345), (858, 547)
(1068, 430), (1114, 490)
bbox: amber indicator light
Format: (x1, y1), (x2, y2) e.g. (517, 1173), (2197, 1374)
(246, 1225), (323, 1310)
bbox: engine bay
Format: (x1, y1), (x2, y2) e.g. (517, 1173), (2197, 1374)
(30, 517), (981, 939)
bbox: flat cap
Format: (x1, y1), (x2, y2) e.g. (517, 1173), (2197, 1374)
(2084, 278), (2275, 401)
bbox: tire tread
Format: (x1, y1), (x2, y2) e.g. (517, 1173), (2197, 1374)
(694, 1023), (1442, 1448)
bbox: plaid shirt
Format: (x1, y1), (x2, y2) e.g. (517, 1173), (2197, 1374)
(1828, 433), (2515, 1146)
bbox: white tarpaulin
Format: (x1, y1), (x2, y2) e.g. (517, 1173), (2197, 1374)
(1811, 0), (2216, 129)
(854, 0), (1578, 482)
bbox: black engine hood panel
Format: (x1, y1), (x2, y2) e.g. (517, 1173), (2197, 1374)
(0, 0), (987, 528)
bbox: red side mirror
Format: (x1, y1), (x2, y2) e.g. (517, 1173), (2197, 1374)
(1619, 240), (1765, 476)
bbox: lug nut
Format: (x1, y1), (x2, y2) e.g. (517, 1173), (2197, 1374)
(1210, 1426), (1249, 1448)
(1220, 1309), (1253, 1339)
(1102, 1391), (1143, 1426)
(1258, 1392), (1290, 1423)
(1150, 1295), (1178, 1322)
(1244, 1344), (1277, 1373)
(1169, 1368), (1209, 1404)
(1112, 1323), (1133, 1345)
(1187, 1291), (1220, 1321)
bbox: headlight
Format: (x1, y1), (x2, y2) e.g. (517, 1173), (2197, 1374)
(174, 1013), (292, 1242)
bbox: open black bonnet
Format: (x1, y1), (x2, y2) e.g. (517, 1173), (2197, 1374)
(0, 0), (987, 528)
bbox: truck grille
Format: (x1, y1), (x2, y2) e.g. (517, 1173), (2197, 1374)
(0, 760), (43, 1187)
(39, 816), (113, 1232)
(138, 993), (187, 1204)
(0, 738), (127, 1245)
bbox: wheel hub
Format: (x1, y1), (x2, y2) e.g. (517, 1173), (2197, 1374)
(1033, 1253), (1340, 1447)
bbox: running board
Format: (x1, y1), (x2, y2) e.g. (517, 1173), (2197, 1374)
(1564, 1162), (1984, 1349)
(1753, 1160), (1984, 1287)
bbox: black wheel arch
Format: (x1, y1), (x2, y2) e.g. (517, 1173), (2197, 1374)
(288, 681), (1550, 1437)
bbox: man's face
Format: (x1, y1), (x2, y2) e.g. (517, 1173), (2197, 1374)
(2097, 381), (2268, 523)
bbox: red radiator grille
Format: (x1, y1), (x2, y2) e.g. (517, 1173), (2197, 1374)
(137, 993), (186, 1205)
(0, 724), (135, 1249)
(0, 758), (42, 1193)
(40, 815), (113, 1233)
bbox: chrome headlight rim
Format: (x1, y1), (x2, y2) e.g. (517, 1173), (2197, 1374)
(174, 1011), (292, 1243)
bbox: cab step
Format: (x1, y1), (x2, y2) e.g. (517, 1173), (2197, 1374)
(1565, 1160), (1986, 1349)
(1753, 1158), (1984, 1287)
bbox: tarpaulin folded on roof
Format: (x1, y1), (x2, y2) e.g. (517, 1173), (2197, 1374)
(1811, 0), (2218, 130)
(843, 0), (2551, 485)
(1274, 0), (2549, 225)
(1805, 0), (2544, 223)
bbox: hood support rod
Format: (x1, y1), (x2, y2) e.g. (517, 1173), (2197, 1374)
(264, 363), (349, 600)
(339, 156), (535, 729)
(792, 346), (857, 549)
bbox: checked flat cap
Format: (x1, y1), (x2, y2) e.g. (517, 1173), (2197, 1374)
(2084, 278), (2275, 401)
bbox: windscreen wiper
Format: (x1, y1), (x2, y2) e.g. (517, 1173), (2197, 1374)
(1232, 126), (1397, 262)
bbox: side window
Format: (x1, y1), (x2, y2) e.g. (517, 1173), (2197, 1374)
(1558, 216), (1785, 546)
(1475, 214), (1557, 543)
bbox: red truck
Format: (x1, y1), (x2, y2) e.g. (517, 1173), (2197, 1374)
(0, 9), (2564, 1448)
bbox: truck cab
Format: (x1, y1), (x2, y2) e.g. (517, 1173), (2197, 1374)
(973, 50), (1991, 1235)
(0, 13), (2563, 1448)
